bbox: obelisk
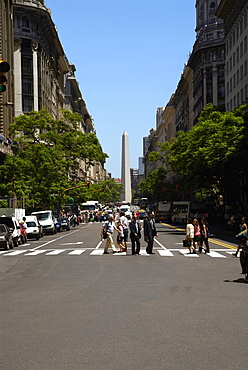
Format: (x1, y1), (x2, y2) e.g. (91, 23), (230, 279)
(121, 131), (132, 203)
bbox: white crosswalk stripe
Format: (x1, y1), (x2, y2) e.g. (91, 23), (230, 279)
(0, 248), (237, 258)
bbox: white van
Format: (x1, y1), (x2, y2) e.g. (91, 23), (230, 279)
(31, 210), (56, 235)
(25, 215), (42, 240)
(119, 205), (132, 220)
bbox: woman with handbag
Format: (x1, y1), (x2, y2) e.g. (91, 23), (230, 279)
(185, 218), (195, 253)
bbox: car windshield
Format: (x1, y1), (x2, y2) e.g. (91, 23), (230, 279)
(0, 225), (6, 232)
(0, 217), (14, 228)
(27, 221), (36, 227)
(35, 213), (50, 221)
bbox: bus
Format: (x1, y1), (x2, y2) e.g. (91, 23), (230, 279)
(139, 198), (148, 210)
(171, 201), (208, 224)
(154, 202), (172, 223)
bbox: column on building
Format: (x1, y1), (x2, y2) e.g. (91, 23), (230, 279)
(14, 39), (23, 116)
(32, 42), (39, 111)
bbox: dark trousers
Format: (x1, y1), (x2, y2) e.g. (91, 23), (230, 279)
(240, 250), (248, 275)
(131, 236), (140, 255)
(146, 236), (154, 254)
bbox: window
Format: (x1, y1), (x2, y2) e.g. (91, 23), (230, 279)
(209, 2), (216, 15)
(240, 41), (243, 57)
(22, 78), (32, 95)
(244, 36), (247, 51)
(233, 52), (236, 67)
(241, 65), (243, 79)
(22, 57), (32, 75)
(236, 47), (239, 62)
(23, 97), (33, 112)
(22, 16), (29, 28)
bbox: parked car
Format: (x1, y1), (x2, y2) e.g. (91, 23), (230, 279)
(0, 224), (14, 250)
(60, 217), (71, 231)
(31, 210), (57, 235)
(25, 221), (40, 240)
(0, 216), (22, 247)
(25, 215), (43, 238)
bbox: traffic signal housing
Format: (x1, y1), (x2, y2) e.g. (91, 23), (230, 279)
(0, 60), (10, 93)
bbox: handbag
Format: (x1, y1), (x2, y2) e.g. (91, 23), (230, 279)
(102, 222), (109, 239)
(183, 239), (191, 248)
(102, 231), (108, 239)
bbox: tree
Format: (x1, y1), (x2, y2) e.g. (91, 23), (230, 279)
(148, 104), (248, 208)
(0, 110), (108, 209)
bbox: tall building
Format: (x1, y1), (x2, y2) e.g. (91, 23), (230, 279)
(0, 0), (14, 142)
(188, 0), (225, 123)
(217, 0), (248, 111)
(13, 0), (69, 118)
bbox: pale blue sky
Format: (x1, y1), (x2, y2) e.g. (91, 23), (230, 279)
(46, 0), (196, 178)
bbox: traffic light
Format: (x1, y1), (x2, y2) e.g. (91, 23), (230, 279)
(0, 60), (10, 93)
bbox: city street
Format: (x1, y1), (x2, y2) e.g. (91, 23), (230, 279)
(0, 221), (247, 370)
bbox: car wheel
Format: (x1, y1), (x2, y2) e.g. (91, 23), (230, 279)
(4, 241), (10, 250)
(13, 239), (18, 248)
(36, 235), (40, 240)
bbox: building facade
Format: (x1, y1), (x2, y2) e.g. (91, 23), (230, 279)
(217, 0), (248, 111)
(0, 0), (14, 157)
(13, 0), (69, 118)
(188, 0), (225, 124)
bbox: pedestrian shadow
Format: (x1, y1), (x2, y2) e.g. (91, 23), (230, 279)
(224, 278), (248, 284)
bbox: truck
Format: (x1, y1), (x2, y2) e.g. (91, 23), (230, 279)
(154, 202), (172, 223)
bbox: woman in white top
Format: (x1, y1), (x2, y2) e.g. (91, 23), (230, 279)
(186, 218), (195, 253)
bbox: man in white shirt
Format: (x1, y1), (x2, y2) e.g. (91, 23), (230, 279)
(101, 215), (118, 254)
(119, 212), (129, 252)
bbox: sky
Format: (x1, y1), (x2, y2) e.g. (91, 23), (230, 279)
(45, 0), (196, 178)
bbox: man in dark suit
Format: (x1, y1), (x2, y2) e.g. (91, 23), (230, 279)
(129, 214), (141, 255)
(143, 211), (158, 254)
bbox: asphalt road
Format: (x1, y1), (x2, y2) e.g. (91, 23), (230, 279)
(0, 221), (247, 370)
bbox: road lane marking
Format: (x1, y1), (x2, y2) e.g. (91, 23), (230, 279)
(90, 249), (104, 255)
(206, 251), (226, 258)
(158, 250), (174, 257)
(4, 250), (28, 256)
(25, 250), (48, 256)
(45, 249), (66, 255)
(68, 249), (86, 255)
(178, 249), (199, 257)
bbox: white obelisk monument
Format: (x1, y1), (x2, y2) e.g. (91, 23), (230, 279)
(121, 131), (132, 203)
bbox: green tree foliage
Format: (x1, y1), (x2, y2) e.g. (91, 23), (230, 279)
(0, 110), (108, 209)
(148, 104), (248, 206)
(138, 167), (170, 202)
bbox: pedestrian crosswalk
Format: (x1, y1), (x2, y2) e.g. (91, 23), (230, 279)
(0, 248), (239, 258)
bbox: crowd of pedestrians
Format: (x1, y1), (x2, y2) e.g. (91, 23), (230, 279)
(99, 207), (248, 280)
(185, 217), (210, 254)
(100, 211), (157, 255)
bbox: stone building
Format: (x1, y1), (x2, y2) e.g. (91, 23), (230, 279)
(0, 0), (14, 159)
(188, 0), (225, 124)
(13, 0), (69, 118)
(217, 0), (248, 111)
